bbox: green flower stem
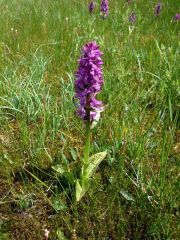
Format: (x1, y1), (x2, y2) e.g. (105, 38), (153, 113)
(83, 112), (91, 165)
(81, 109), (91, 187)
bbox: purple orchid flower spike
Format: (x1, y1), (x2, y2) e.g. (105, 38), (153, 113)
(75, 42), (104, 124)
(129, 12), (136, 23)
(100, 0), (109, 18)
(154, 2), (162, 16)
(89, 1), (95, 13)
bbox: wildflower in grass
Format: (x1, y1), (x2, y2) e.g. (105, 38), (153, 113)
(89, 1), (95, 13)
(100, 0), (109, 18)
(154, 2), (162, 16)
(129, 12), (136, 23)
(75, 42), (106, 202)
(75, 42), (104, 123)
(174, 13), (180, 21)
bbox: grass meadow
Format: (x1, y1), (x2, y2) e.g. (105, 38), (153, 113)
(0, 0), (179, 239)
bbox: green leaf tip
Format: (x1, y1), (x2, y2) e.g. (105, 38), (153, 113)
(86, 150), (107, 178)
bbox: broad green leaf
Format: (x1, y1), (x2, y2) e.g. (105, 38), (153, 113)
(86, 151), (107, 179)
(51, 165), (66, 175)
(70, 147), (77, 161)
(76, 180), (88, 202)
(51, 196), (67, 211)
(120, 190), (135, 202)
(76, 151), (107, 202)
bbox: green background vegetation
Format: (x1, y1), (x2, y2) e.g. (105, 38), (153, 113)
(0, 0), (179, 239)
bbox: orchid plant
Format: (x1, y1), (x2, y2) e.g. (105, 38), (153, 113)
(89, 1), (95, 14)
(74, 42), (107, 202)
(100, 0), (109, 18)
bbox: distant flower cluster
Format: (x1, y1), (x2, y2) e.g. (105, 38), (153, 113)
(88, 0), (109, 17)
(87, 1), (179, 23)
(128, 2), (162, 23)
(75, 42), (104, 123)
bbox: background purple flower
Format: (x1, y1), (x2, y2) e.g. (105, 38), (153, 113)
(89, 1), (95, 13)
(75, 42), (104, 122)
(174, 13), (180, 21)
(154, 3), (162, 16)
(129, 12), (136, 23)
(100, 0), (109, 17)
(127, 0), (132, 4)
